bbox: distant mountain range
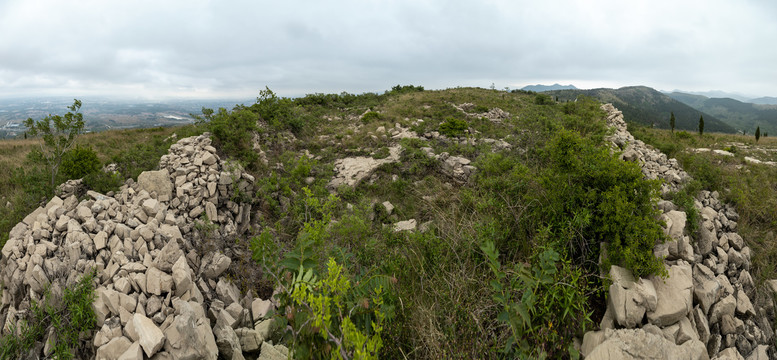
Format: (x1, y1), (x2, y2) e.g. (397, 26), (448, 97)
(520, 84), (578, 92)
(544, 86), (735, 133)
(666, 92), (777, 135)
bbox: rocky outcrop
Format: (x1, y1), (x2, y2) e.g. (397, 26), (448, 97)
(0, 133), (285, 359)
(328, 145), (403, 189)
(583, 105), (776, 359)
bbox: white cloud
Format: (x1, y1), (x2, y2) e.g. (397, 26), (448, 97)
(0, 0), (775, 98)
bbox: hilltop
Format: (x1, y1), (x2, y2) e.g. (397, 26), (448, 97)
(667, 92), (777, 135)
(545, 86), (736, 133)
(1, 86), (777, 359)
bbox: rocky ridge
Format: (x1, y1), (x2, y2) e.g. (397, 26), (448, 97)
(582, 105), (777, 360)
(0, 133), (284, 359)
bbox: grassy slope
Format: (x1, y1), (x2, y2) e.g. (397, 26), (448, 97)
(0, 88), (679, 358)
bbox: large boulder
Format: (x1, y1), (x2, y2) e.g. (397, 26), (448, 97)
(586, 328), (708, 360)
(693, 263), (721, 314)
(164, 300), (218, 360)
(647, 262), (693, 327)
(608, 266), (657, 328)
(137, 170), (173, 201)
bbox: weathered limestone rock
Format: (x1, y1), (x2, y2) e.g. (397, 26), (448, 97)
(586, 328), (708, 360)
(647, 263), (693, 327)
(328, 145), (402, 189)
(132, 313), (165, 357)
(96, 336), (132, 360)
(393, 219), (417, 232)
(710, 294), (737, 325)
(137, 170), (173, 201)
(608, 266), (657, 328)
(693, 263), (722, 314)
(164, 301), (218, 360)
(118, 342), (144, 360)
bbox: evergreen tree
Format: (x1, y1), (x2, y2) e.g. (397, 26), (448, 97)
(698, 115), (704, 136)
(756, 126), (761, 142)
(670, 112), (675, 133)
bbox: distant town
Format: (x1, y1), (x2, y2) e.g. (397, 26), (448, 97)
(0, 97), (250, 139)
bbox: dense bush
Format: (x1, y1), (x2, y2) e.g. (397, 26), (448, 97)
(534, 93), (554, 105)
(439, 117), (468, 137)
(360, 111), (382, 124)
(60, 145), (100, 180)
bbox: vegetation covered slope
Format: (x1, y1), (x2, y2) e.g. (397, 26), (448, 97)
(546, 86), (735, 133)
(668, 92), (777, 136)
(2, 87), (670, 358)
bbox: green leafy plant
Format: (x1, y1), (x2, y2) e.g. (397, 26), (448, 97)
(438, 117), (468, 137)
(275, 258), (386, 359)
(24, 99), (85, 186)
(481, 240), (590, 359)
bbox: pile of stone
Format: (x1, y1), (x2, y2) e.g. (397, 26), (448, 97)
(420, 147), (475, 183)
(451, 102), (511, 122)
(0, 133), (286, 359)
(602, 104), (691, 195)
(582, 106), (776, 360)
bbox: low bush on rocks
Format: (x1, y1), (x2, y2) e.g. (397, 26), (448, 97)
(0, 270), (97, 359)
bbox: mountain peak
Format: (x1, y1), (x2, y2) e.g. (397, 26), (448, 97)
(521, 84), (578, 92)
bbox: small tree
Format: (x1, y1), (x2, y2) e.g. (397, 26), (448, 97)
(24, 99), (85, 187)
(756, 126), (761, 142)
(698, 115), (704, 136)
(670, 112), (676, 133)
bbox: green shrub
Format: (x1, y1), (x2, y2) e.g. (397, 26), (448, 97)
(252, 87), (300, 133)
(274, 258), (387, 359)
(361, 111), (382, 124)
(676, 130), (693, 139)
(534, 93), (554, 105)
(539, 130), (666, 278)
(60, 145), (100, 180)
(82, 171), (124, 194)
(439, 117), (468, 137)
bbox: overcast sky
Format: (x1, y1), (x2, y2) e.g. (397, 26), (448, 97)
(1, 0), (776, 99)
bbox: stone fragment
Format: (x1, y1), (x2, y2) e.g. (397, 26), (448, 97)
(96, 336), (132, 360)
(693, 263), (721, 314)
(164, 301), (218, 360)
(133, 313), (166, 357)
(252, 298), (273, 322)
(586, 328), (707, 360)
(393, 219), (417, 232)
(146, 267), (174, 296)
(710, 294), (737, 324)
(118, 342), (144, 360)
(235, 327), (262, 352)
(202, 252), (231, 279)
(172, 256), (193, 296)
(154, 240), (184, 273)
